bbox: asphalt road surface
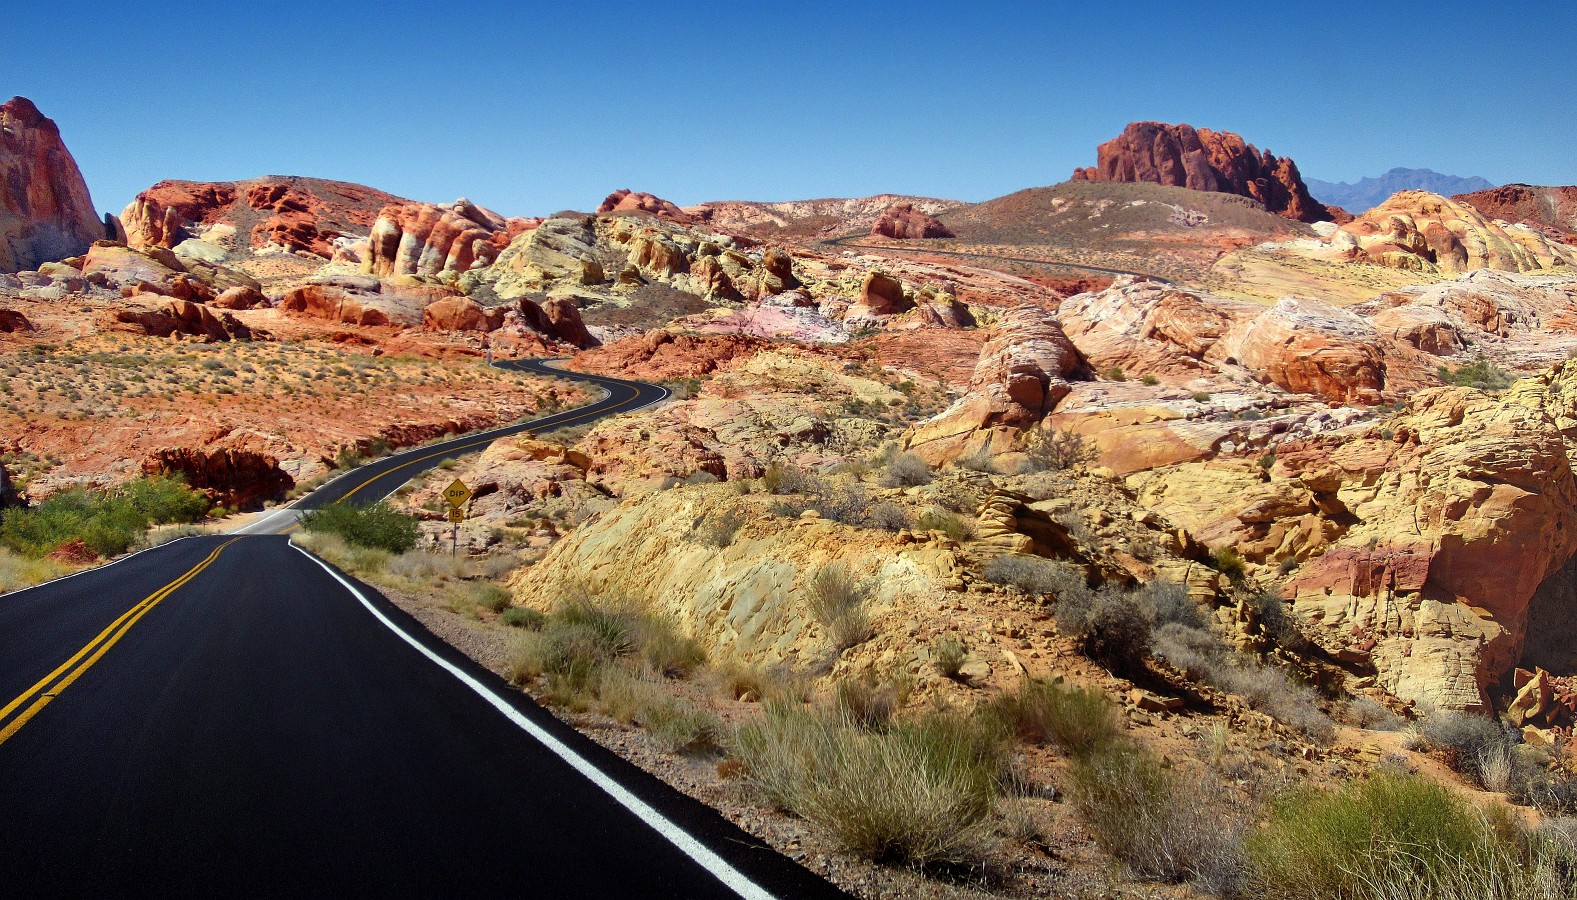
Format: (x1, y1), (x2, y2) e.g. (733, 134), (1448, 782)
(0, 362), (847, 899)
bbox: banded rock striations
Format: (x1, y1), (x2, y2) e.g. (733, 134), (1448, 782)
(1453, 184), (1577, 245)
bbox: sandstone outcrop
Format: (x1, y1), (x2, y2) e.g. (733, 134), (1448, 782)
(363, 198), (535, 278)
(143, 446), (292, 509)
(108, 298), (257, 342)
(571, 332), (770, 380)
(0, 97), (104, 272)
(870, 202), (955, 239)
(1335, 192), (1577, 274)
(905, 306), (1088, 462)
(120, 176), (405, 258)
(1134, 379), (1577, 712)
(1220, 297), (1387, 403)
(1072, 121), (1335, 223)
(1455, 184), (1577, 245)
(509, 484), (944, 666)
(0, 308), (32, 332)
(597, 189), (689, 221)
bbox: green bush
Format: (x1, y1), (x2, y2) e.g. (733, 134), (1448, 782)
(1243, 771), (1576, 899)
(0, 475), (209, 558)
(1438, 355), (1514, 392)
(300, 501), (421, 554)
(914, 508), (972, 541)
(501, 607), (545, 629)
(1208, 546), (1247, 580)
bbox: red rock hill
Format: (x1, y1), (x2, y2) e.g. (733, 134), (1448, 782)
(0, 96), (105, 272)
(1072, 121), (1338, 224)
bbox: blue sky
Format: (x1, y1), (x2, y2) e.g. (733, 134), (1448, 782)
(6, 1), (1574, 218)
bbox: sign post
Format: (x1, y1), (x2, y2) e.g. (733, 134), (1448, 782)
(442, 478), (472, 557)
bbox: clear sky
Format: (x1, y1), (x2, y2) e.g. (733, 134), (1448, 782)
(6, 0), (1574, 218)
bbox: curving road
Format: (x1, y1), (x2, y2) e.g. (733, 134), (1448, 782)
(822, 234), (1175, 285)
(235, 357), (669, 534)
(0, 360), (847, 899)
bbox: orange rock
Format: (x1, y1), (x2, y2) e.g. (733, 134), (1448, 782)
(870, 202), (955, 239)
(0, 97), (105, 272)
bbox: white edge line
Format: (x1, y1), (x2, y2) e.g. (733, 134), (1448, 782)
(289, 542), (776, 900)
(0, 535), (193, 598)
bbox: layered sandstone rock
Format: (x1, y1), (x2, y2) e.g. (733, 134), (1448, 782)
(1134, 380), (1577, 711)
(363, 198), (535, 278)
(597, 189), (689, 221)
(905, 306), (1089, 462)
(1336, 192), (1577, 274)
(107, 298), (257, 342)
(1072, 121), (1335, 223)
(871, 202), (955, 239)
(0, 97), (104, 272)
(143, 446), (292, 509)
(1219, 297), (1387, 404)
(121, 176), (405, 258)
(1454, 184), (1577, 245)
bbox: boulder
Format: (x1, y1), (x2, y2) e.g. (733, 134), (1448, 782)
(597, 189), (688, 221)
(211, 286), (266, 310)
(871, 202), (955, 239)
(906, 305), (1089, 462)
(0, 308), (32, 332)
(0, 97), (104, 272)
(1220, 296), (1387, 403)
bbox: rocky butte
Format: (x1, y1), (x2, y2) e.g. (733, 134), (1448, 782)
(1073, 120), (1339, 224)
(0, 97), (104, 272)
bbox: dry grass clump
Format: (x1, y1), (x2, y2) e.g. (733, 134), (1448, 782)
(733, 703), (1008, 865)
(1069, 744), (1248, 892)
(987, 678), (1123, 757)
(931, 635), (968, 679)
(981, 554), (1086, 598)
(1243, 771), (1577, 899)
(806, 563), (874, 650)
(506, 589), (705, 696)
(0, 547), (74, 594)
(879, 452), (933, 487)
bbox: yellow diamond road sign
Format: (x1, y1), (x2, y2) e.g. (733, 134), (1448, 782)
(442, 478), (472, 508)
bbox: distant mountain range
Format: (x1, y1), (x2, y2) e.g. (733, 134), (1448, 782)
(1305, 167), (1496, 213)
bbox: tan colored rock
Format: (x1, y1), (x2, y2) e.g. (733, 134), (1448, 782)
(1219, 296), (1387, 403)
(906, 306), (1088, 463)
(1338, 191), (1577, 274)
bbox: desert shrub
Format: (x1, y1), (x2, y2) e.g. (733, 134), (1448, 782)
(507, 591), (704, 692)
(1343, 697), (1405, 731)
(1153, 620), (1333, 740)
(1141, 374), (1160, 386)
(914, 508), (972, 541)
(1056, 588), (1152, 675)
(471, 583), (512, 614)
(733, 704), (1008, 864)
(807, 563), (873, 650)
(932, 635), (968, 679)
(1418, 711), (1516, 783)
(988, 678), (1122, 757)
(762, 460), (816, 495)
(832, 674), (901, 730)
(865, 501), (911, 532)
(597, 667), (721, 754)
(0, 547), (72, 594)
(1070, 744), (1247, 890)
(952, 445), (996, 473)
(1438, 355), (1514, 392)
(694, 508), (747, 547)
(1208, 545), (1247, 580)
(1021, 427), (1096, 471)
(300, 501), (421, 554)
(1243, 771), (1576, 899)
(501, 607), (546, 630)
(1102, 365), (1126, 382)
(1132, 580), (1205, 630)
(880, 452), (933, 487)
(0, 475), (209, 558)
(1246, 585), (1300, 648)
(982, 555), (1088, 599)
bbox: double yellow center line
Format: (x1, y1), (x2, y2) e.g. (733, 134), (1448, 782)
(0, 538), (239, 747)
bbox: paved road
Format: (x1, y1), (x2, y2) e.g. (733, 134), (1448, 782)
(823, 234), (1176, 285)
(0, 363), (846, 899)
(235, 357), (669, 534)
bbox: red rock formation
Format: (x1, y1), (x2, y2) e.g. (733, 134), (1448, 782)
(0, 309), (32, 332)
(597, 189), (689, 221)
(1072, 121), (1335, 223)
(0, 459), (17, 507)
(143, 447), (293, 510)
(211, 286), (265, 310)
(571, 331), (769, 380)
(871, 202), (955, 239)
(853, 272), (911, 316)
(109, 299), (256, 342)
(541, 298), (595, 349)
(0, 97), (104, 272)
(364, 199), (535, 278)
(1454, 184), (1577, 245)
(121, 176), (406, 257)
